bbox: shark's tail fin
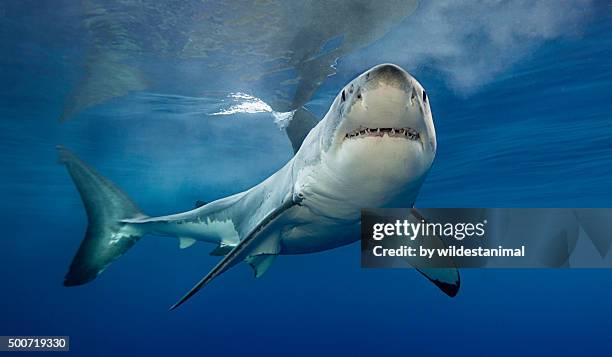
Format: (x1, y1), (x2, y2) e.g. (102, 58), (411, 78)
(58, 146), (147, 286)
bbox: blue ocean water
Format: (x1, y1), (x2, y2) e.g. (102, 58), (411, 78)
(1, 2), (612, 356)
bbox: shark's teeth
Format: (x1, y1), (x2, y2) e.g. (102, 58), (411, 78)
(344, 127), (419, 140)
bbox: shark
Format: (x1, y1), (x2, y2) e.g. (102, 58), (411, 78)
(59, 63), (459, 310)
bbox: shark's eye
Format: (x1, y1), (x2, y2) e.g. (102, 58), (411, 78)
(341, 90), (346, 102)
(422, 90), (427, 103)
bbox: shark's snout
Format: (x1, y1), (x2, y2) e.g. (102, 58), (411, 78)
(365, 63), (412, 92)
(369, 63), (405, 80)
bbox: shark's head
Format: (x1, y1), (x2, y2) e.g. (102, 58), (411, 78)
(317, 64), (437, 206)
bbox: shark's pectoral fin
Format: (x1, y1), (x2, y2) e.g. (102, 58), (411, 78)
(408, 209), (460, 297)
(169, 198), (296, 310)
(416, 268), (460, 298)
(246, 254), (277, 278)
(362, 208), (460, 297)
(364, 208), (460, 296)
(179, 237), (197, 249)
(169, 235), (257, 311)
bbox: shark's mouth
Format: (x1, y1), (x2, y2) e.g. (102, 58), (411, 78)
(344, 127), (420, 140)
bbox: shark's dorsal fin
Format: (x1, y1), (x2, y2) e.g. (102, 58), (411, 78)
(286, 107), (319, 154)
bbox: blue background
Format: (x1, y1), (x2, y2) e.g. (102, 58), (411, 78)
(1, 1), (612, 356)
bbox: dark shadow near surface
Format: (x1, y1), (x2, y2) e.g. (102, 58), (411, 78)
(61, 0), (419, 120)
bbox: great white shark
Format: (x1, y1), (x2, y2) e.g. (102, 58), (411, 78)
(59, 64), (459, 310)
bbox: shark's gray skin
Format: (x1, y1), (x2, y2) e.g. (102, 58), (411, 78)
(59, 64), (459, 310)
(61, 0), (419, 121)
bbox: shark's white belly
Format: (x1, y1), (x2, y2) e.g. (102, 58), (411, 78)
(276, 137), (427, 254)
(275, 204), (360, 255)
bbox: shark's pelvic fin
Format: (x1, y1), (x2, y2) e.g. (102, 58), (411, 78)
(169, 198), (297, 310)
(245, 232), (281, 277)
(179, 237), (197, 249)
(57, 146), (147, 286)
(246, 254), (277, 278)
(286, 107), (319, 154)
